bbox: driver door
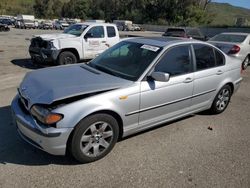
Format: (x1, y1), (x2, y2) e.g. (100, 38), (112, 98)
(83, 26), (108, 59)
(139, 44), (194, 127)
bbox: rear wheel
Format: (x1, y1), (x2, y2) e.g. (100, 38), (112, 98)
(58, 51), (77, 65)
(210, 85), (232, 114)
(70, 114), (119, 163)
(242, 56), (249, 70)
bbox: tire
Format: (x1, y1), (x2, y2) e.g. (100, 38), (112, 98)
(242, 56), (249, 70)
(210, 85), (232, 114)
(70, 114), (119, 163)
(58, 51), (77, 65)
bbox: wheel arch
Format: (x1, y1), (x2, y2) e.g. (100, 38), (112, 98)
(66, 109), (124, 154)
(58, 48), (80, 61)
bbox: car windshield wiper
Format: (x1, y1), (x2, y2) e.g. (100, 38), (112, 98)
(92, 64), (119, 77)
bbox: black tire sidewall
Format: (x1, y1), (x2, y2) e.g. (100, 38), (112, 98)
(242, 56), (249, 70)
(211, 85), (232, 114)
(58, 51), (77, 65)
(70, 114), (119, 163)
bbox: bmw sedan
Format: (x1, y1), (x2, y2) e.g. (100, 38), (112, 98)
(11, 37), (242, 163)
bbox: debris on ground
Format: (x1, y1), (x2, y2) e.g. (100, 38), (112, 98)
(208, 126), (213, 131)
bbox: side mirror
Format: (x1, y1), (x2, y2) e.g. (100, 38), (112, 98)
(84, 32), (93, 39)
(151, 72), (170, 82)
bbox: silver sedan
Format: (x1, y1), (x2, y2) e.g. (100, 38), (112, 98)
(11, 37), (242, 163)
(209, 32), (250, 70)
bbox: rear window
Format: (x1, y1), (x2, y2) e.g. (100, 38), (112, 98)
(210, 34), (247, 43)
(107, 26), (116, 38)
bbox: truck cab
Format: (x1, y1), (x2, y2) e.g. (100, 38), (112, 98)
(29, 22), (120, 65)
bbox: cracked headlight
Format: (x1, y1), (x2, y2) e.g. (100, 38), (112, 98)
(31, 105), (63, 125)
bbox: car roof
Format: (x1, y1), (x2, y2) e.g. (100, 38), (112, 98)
(126, 37), (207, 48)
(76, 22), (116, 27)
(219, 32), (250, 36)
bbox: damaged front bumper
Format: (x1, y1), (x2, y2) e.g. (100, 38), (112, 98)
(29, 46), (60, 64)
(11, 95), (73, 155)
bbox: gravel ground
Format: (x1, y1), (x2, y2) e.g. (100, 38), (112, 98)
(0, 28), (250, 188)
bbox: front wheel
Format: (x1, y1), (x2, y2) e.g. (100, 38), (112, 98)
(242, 56), (249, 70)
(210, 85), (232, 114)
(58, 51), (77, 65)
(70, 114), (119, 163)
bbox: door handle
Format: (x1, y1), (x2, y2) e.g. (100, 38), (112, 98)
(216, 70), (223, 75)
(101, 41), (107, 43)
(183, 78), (193, 83)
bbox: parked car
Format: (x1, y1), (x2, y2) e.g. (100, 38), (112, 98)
(29, 22), (120, 65)
(0, 23), (10, 32)
(208, 32), (250, 70)
(0, 18), (13, 26)
(131, 24), (141, 31)
(39, 20), (53, 30)
(162, 27), (208, 41)
(12, 37), (242, 163)
(54, 20), (69, 30)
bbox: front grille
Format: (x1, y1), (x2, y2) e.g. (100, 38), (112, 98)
(31, 37), (48, 48)
(18, 98), (30, 114)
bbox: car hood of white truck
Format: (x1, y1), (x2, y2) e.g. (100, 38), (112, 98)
(34, 33), (77, 41)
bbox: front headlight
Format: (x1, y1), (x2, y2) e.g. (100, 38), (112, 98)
(31, 105), (63, 125)
(47, 42), (56, 50)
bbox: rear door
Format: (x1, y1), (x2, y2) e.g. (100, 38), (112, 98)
(191, 44), (226, 110)
(83, 25), (108, 59)
(139, 44), (194, 126)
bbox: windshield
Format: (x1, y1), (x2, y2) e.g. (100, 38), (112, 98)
(63, 24), (88, 36)
(88, 41), (162, 81)
(210, 34), (247, 43)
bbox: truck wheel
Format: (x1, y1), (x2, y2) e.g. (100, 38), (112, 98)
(70, 114), (119, 163)
(58, 51), (77, 65)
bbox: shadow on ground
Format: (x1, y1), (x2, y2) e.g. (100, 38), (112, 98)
(11, 58), (49, 70)
(0, 104), (200, 166)
(0, 105), (78, 166)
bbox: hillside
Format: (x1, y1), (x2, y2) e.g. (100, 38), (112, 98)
(0, 0), (68, 15)
(207, 2), (250, 26)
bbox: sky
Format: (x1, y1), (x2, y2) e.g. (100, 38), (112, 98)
(213, 0), (250, 9)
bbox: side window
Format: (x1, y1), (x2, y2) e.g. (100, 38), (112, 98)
(155, 45), (193, 76)
(86, 26), (104, 38)
(193, 44), (216, 71)
(107, 26), (116, 38)
(215, 49), (225, 66)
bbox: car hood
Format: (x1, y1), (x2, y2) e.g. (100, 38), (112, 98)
(35, 33), (77, 41)
(19, 64), (132, 108)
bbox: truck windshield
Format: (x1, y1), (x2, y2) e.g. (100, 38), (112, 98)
(88, 41), (162, 81)
(64, 24), (88, 36)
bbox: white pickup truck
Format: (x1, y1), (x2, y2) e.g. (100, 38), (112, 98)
(29, 22), (120, 65)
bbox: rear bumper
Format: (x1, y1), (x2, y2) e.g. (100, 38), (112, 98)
(29, 46), (60, 64)
(11, 95), (73, 155)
